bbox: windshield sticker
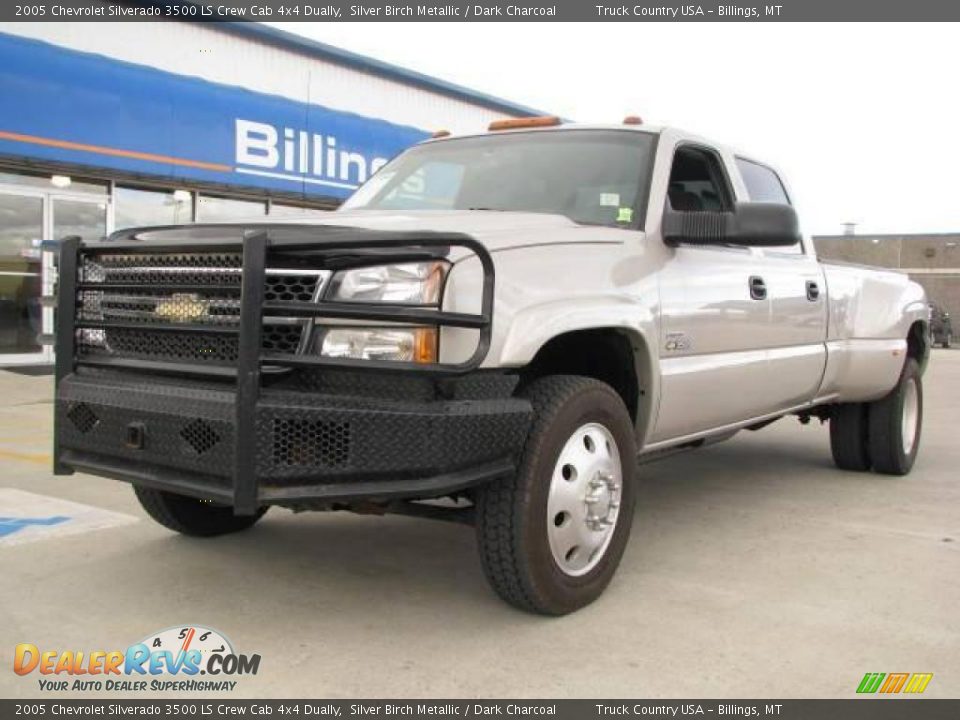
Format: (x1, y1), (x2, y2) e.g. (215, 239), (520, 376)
(600, 193), (620, 207)
(617, 207), (634, 223)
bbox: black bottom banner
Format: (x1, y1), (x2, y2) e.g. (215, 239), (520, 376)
(3, 700), (959, 720)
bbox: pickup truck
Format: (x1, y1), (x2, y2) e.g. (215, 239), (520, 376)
(53, 118), (930, 615)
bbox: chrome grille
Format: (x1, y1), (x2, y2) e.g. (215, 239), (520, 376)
(81, 253), (243, 286)
(78, 290), (241, 326)
(76, 251), (328, 365)
(78, 327), (241, 364)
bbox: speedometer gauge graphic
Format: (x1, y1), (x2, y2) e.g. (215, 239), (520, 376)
(140, 625), (234, 667)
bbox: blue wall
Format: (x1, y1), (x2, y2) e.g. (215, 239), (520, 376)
(0, 33), (429, 199)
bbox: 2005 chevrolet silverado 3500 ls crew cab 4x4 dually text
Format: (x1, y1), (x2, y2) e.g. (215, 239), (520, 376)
(53, 118), (930, 614)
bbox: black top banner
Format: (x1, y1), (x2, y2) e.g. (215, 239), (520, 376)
(5, 0), (960, 21)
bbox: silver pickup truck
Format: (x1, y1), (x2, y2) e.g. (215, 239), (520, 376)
(54, 118), (930, 615)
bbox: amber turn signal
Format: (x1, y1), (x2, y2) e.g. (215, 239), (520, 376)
(488, 116), (562, 131)
(414, 327), (439, 364)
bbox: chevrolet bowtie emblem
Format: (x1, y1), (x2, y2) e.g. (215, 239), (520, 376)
(154, 293), (207, 322)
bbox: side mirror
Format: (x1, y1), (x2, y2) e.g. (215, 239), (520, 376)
(663, 202), (801, 247)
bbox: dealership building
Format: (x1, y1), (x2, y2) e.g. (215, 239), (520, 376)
(813, 232), (960, 326)
(0, 22), (539, 365)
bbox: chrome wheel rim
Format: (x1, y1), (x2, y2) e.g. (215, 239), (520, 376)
(546, 423), (622, 577)
(902, 377), (919, 455)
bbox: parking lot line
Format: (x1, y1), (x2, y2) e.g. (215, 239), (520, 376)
(0, 448), (52, 466)
(0, 489), (138, 547)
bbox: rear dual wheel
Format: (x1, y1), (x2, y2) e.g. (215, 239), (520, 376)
(830, 403), (871, 471)
(829, 359), (922, 476)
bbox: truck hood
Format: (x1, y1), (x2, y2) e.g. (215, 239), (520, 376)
(270, 209), (630, 254)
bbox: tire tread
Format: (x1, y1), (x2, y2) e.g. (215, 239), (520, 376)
(830, 403), (871, 472)
(475, 375), (632, 614)
(134, 486), (265, 537)
(868, 359), (921, 476)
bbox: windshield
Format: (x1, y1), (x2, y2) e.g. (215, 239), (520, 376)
(342, 130), (656, 228)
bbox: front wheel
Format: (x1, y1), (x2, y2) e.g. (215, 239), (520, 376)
(134, 486), (267, 537)
(867, 359), (923, 476)
(474, 376), (637, 615)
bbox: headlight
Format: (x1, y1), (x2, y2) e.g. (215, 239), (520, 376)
(328, 261), (448, 305)
(318, 327), (438, 363)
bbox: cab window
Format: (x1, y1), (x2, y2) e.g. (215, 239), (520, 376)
(377, 161), (464, 210)
(736, 158), (791, 204)
(344, 130), (657, 229)
(667, 146), (733, 213)
(736, 157), (803, 254)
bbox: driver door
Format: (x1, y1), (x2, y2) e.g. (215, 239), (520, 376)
(651, 144), (772, 443)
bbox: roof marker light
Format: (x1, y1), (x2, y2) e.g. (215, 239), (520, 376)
(623, 116), (643, 125)
(488, 116), (562, 131)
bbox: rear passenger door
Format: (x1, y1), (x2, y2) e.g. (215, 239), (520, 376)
(735, 158), (827, 410)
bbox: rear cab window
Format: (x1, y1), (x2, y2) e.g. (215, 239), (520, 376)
(735, 157), (804, 254)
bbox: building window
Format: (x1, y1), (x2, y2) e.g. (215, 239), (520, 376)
(52, 198), (108, 243)
(0, 194), (44, 354)
(198, 195), (266, 222)
(269, 203), (332, 218)
(0, 170), (106, 195)
(114, 186), (194, 230)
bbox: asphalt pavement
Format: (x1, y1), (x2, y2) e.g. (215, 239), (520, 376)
(1, 351), (957, 699)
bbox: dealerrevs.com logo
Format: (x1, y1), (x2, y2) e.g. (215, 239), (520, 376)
(14, 625), (261, 693)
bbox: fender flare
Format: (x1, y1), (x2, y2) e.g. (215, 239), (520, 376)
(494, 298), (660, 439)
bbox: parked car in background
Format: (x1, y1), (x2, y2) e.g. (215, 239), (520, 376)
(929, 303), (952, 348)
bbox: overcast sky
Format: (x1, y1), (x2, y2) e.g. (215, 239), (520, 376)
(268, 22), (958, 236)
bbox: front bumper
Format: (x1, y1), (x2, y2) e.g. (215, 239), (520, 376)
(56, 370), (532, 510)
(54, 224), (508, 514)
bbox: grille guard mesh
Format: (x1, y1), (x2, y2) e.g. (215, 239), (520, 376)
(55, 224), (495, 513)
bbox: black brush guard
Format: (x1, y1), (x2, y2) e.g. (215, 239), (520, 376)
(54, 224), (529, 514)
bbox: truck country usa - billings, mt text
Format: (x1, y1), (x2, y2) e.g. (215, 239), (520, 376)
(594, 5), (772, 18)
